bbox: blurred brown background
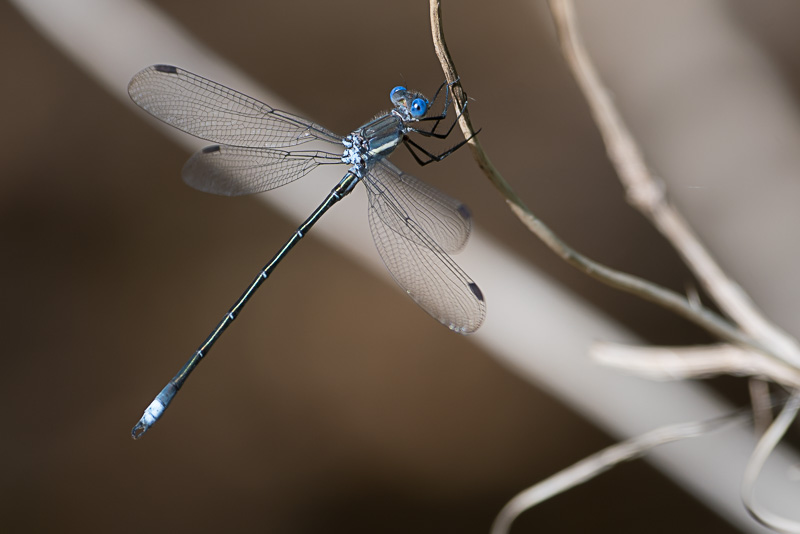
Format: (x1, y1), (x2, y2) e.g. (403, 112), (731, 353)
(4, 0), (800, 532)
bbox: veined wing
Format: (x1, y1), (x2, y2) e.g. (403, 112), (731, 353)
(128, 65), (342, 148)
(364, 166), (485, 333)
(365, 159), (471, 254)
(182, 145), (343, 196)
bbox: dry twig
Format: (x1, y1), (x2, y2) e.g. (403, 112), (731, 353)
(741, 393), (800, 532)
(490, 411), (748, 534)
(429, 0), (800, 529)
(547, 0), (800, 369)
(545, 5), (800, 524)
(592, 342), (800, 389)
(428, 0), (764, 355)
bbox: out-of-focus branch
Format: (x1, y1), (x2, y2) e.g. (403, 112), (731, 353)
(541, 1), (800, 528)
(490, 411), (748, 534)
(742, 393), (800, 532)
(592, 342), (800, 389)
(547, 0), (800, 368)
(428, 0), (763, 354)
(748, 378), (774, 436)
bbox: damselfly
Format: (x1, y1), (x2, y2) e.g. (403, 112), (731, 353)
(128, 65), (485, 438)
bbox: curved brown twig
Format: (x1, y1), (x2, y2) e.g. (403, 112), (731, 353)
(428, 0), (764, 354)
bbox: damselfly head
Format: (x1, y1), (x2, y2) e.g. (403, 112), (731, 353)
(389, 86), (429, 119)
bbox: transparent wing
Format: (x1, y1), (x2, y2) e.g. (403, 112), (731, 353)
(364, 166), (485, 333)
(365, 160), (471, 254)
(128, 65), (342, 148)
(182, 144), (342, 196)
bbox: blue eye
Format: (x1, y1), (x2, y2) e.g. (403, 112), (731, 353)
(390, 86), (406, 105)
(410, 98), (428, 118)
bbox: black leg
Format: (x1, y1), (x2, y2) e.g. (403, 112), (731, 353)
(427, 79), (449, 110)
(408, 98), (468, 140)
(416, 78), (461, 135)
(426, 77), (460, 118)
(402, 128), (481, 167)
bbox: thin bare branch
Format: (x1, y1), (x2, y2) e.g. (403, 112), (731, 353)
(428, 0), (762, 354)
(741, 392), (800, 532)
(429, 0), (520, 208)
(547, 0), (800, 367)
(749, 378), (774, 436)
(490, 411), (748, 534)
(592, 342), (800, 389)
